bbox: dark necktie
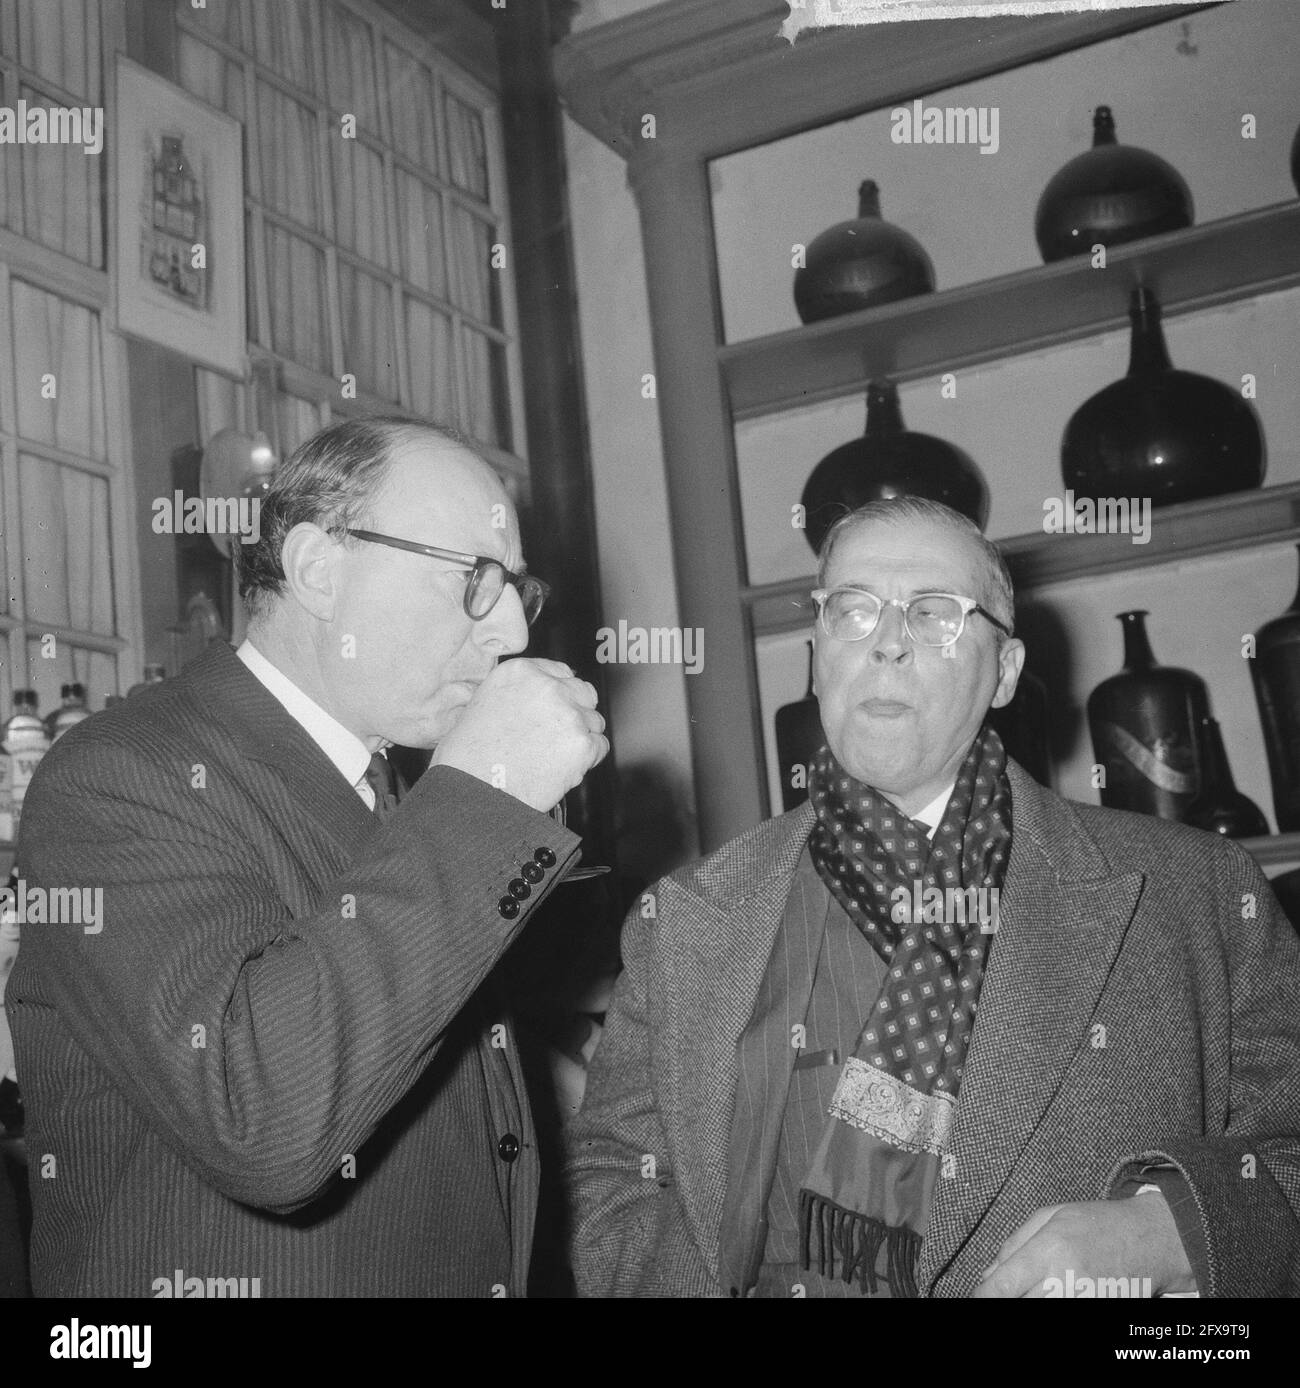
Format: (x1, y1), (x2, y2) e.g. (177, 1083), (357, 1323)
(363, 751), (400, 818)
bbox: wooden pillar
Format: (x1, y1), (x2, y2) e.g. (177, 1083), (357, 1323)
(491, 1), (619, 870)
(627, 146), (767, 848)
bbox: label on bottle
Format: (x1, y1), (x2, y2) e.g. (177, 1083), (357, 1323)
(1097, 721), (1197, 794)
(9, 747), (46, 824)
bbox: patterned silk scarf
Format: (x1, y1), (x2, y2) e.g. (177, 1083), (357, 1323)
(800, 724), (1012, 1296)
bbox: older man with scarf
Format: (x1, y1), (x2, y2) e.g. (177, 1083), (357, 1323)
(566, 497), (1300, 1298)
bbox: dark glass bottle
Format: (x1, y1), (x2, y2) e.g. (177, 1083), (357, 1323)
(1061, 287), (1264, 510)
(775, 642), (823, 812)
(1250, 544), (1300, 831)
(1087, 610), (1209, 821)
(0, 1075), (21, 1137)
(44, 682), (90, 742)
(800, 381), (989, 554)
(988, 667), (1052, 787)
(793, 180), (934, 324)
(1185, 717), (1269, 839)
(1271, 866), (1300, 934)
(3, 690), (49, 838)
(1035, 105), (1193, 262)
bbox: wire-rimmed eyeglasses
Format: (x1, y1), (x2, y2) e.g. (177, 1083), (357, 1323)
(811, 586), (1012, 647)
(345, 528), (550, 626)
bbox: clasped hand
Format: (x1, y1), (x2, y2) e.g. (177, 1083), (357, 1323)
(971, 1192), (1196, 1298)
(430, 657), (608, 813)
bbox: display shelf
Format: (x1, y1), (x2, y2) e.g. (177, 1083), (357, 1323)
(1001, 480), (1300, 590)
(556, 1), (1208, 168)
(555, 0), (1279, 846)
(720, 202), (1300, 422)
(747, 480), (1300, 637)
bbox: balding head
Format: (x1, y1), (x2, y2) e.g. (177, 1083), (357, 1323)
(235, 415), (474, 620)
(237, 415), (532, 749)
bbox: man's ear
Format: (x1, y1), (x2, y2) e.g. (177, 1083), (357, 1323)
(990, 637), (1026, 710)
(278, 522), (339, 621)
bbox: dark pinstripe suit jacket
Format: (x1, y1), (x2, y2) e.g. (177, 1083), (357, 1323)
(567, 761), (1300, 1297)
(6, 641), (578, 1297)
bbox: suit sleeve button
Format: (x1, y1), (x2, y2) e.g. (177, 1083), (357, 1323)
(522, 862), (544, 884)
(497, 896), (520, 920)
(534, 846), (557, 868)
(508, 877), (531, 901)
(497, 1133), (520, 1162)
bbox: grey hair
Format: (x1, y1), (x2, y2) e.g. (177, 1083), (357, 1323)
(235, 414), (471, 620)
(816, 497), (1016, 636)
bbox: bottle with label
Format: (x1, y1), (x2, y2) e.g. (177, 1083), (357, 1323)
(45, 682), (91, 742)
(1087, 610), (1209, 821)
(127, 664), (167, 699)
(3, 690), (50, 836)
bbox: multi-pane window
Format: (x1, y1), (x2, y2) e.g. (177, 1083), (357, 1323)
(0, 1), (131, 727)
(174, 0), (521, 460)
(0, 0), (105, 269)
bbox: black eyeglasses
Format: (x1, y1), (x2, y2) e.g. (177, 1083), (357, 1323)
(812, 586), (1012, 647)
(345, 528), (549, 626)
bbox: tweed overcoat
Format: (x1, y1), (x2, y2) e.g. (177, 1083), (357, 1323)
(568, 761), (1300, 1297)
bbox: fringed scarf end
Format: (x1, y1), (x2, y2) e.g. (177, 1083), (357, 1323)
(798, 1189), (922, 1298)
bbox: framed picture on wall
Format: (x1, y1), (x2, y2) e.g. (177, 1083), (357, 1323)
(114, 57), (246, 379)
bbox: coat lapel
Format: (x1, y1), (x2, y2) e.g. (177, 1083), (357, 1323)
(918, 764), (1145, 1293)
(656, 803), (816, 1282)
(654, 763), (1144, 1294)
(181, 642), (376, 859)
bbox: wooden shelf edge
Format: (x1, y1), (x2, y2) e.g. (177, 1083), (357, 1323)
(1002, 481), (1300, 591)
(556, 0), (1209, 163)
(721, 201), (1300, 421)
(746, 481), (1300, 635)
(1242, 832), (1300, 869)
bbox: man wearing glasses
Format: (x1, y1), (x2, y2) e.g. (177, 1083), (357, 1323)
(568, 496), (1300, 1298)
(8, 414), (607, 1296)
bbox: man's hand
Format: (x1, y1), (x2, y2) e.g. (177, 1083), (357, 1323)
(429, 658), (608, 812)
(971, 1193), (1196, 1297)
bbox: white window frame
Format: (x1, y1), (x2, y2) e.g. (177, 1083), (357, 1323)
(174, 0), (528, 487)
(0, 0), (142, 740)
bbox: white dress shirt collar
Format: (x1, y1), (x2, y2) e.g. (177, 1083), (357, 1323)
(910, 781), (957, 841)
(236, 639), (377, 805)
